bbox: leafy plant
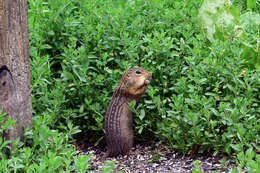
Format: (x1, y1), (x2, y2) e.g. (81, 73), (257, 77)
(74, 154), (92, 173)
(27, 0), (260, 168)
(0, 110), (117, 172)
(192, 160), (203, 173)
(198, 0), (260, 68)
(234, 149), (260, 172)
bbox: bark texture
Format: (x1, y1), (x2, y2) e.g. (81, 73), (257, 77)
(0, 0), (32, 141)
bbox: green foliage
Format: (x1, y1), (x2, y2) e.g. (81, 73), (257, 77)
(234, 149), (260, 172)
(198, 0), (260, 69)
(74, 154), (92, 173)
(28, 0), (260, 157)
(156, 39), (260, 154)
(0, 112), (77, 172)
(102, 161), (120, 173)
(192, 149), (260, 172)
(192, 160), (203, 173)
(0, 111), (116, 172)
(1, 0), (259, 171)
(0, 110), (15, 157)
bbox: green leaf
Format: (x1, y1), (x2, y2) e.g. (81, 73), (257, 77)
(247, 0), (257, 10)
(139, 109), (145, 120)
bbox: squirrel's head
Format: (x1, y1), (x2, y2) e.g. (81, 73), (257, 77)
(120, 67), (152, 97)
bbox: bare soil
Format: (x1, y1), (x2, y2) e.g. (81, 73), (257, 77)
(75, 140), (236, 173)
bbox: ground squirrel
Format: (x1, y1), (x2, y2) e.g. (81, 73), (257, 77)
(104, 67), (152, 157)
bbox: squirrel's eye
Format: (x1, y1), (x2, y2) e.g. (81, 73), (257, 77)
(136, 70), (141, 74)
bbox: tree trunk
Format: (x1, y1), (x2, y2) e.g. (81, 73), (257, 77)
(0, 0), (32, 142)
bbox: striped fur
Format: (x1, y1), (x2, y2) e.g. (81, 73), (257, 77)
(104, 67), (152, 157)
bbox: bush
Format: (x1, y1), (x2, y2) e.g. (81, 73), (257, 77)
(28, 0), (260, 157)
(198, 0), (260, 69)
(0, 110), (78, 172)
(155, 40), (260, 154)
(0, 111), (116, 172)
